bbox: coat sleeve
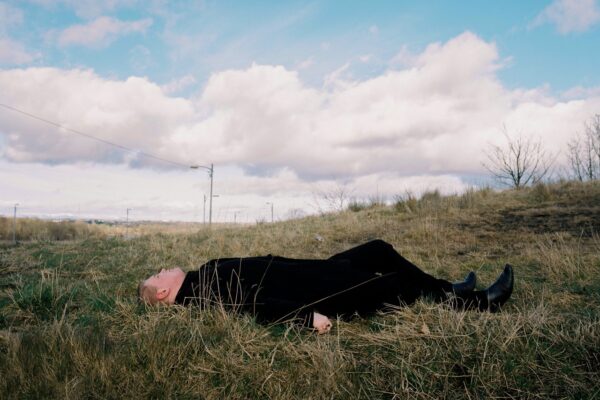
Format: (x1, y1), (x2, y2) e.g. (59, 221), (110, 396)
(252, 296), (314, 327)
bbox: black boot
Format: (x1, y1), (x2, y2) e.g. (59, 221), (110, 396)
(485, 264), (514, 312)
(451, 271), (477, 297)
(453, 265), (514, 312)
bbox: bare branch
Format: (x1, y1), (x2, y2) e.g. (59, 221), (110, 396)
(312, 182), (354, 214)
(483, 127), (553, 189)
(566, 114), (600, 181)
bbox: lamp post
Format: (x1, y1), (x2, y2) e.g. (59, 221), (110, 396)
(203, 194), (207, 225)
(191, 163), (214, 226)
(266, 202), (274, 223)
(12, 203), (19, 244)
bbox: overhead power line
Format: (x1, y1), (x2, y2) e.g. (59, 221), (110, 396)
(0, 103), (189, 168)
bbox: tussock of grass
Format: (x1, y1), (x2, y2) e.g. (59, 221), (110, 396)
(1, 180), (600, 398)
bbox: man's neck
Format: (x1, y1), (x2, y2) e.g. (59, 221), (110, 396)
(166, 271), (186, 304)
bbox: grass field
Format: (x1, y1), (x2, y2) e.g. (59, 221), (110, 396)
(0, 217), (210, 242)
(1, 181), (599, 399)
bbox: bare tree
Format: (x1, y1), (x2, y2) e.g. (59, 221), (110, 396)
(286, 208), (307, 220)
(567, 114), (600, 181)
(312, 182), (354, 214)
(484, 127), (553, 189)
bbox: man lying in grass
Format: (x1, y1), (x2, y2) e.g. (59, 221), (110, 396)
(138, 240), (514, 334)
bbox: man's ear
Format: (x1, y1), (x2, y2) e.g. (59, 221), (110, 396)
(156, 288), (170, 301)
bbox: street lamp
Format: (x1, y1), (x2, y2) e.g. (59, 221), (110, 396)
(266, 202), (274, 223)
(12, 203), (19, 244)
(191, 163), (214, 226)
(203, 194), (207, 224)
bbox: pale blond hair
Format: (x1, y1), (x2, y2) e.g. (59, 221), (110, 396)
(138, 280), (158, 305)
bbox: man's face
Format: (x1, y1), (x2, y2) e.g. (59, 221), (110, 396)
(143, 267), (185, 293)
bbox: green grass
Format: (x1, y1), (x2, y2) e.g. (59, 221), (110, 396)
(1, 181), (600, 399)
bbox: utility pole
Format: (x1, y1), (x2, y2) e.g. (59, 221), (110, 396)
(266, 202), (274, 223)
(126, 208), (132, 238)
(12, 203), (19, 244)
(233, 211), (239, 224)
(203, 194), (207, 224)
(209, 163), (214, 226)
(191, 163), (214, 227)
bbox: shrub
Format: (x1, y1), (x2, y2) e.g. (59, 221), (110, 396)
(529, 182), (552, 203)
(394, 191), (418, 213)
(348, 200), (369, 212)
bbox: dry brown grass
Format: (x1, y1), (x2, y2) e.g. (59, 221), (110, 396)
(1, 180), (600, 398)
(0, 217), (214, 241)
(0, 217), (105, 241)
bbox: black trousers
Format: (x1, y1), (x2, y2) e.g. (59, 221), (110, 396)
(313, 239), (453, 317)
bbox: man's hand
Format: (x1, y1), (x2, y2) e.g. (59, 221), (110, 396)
(312, 312), (332, 334)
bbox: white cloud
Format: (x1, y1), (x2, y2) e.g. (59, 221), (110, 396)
(0, 38), (41, 65)
(129, 45), (152, 72)
(0, 4), (38, 65)
(55, 16), (153, 48)
(29, 0), (138, 19)
(160, 74), (197, 94)
(0, 160), (471, 222)
(323, 62), (351, 87)
(561, 85), (600, 100)
(389, 44), (416, 67)
(297, 56), (314, 70)
(0, 3), (24, 33)
(4, 31), (600, 220)
(0, 67), (193, 164)
(369, 25), (379, 35)
(2, 32), (600, 186)
(532, 0), (600, 33)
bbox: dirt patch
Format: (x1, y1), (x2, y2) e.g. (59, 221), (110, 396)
(497, 205), (600, 236)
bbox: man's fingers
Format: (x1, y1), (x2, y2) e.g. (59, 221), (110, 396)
(317, 322), (332, 334)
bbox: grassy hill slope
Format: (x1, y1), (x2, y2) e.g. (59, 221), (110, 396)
(1, 181), (599, 399)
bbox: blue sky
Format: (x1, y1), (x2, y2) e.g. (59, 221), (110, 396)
(5, 1), (599, 91)
(1, 0), (600, 222)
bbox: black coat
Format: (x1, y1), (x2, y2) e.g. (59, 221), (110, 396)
(174, 240), (451, 326)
